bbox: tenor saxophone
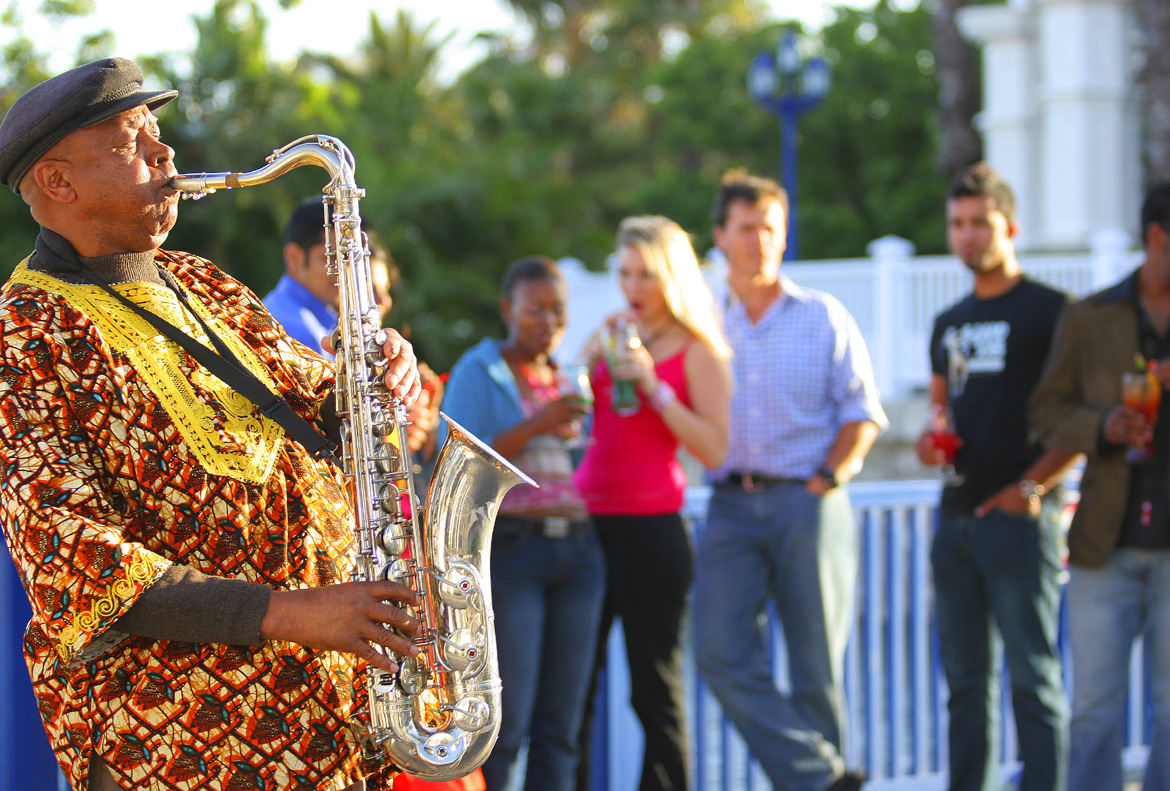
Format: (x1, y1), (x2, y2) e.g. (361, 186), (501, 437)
(172, 136), (534, 781)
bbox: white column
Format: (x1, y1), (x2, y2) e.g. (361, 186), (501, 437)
(867, 235), (916, 399)
(1034, 0), (1140, 250)
(957, 0), (1042, 250)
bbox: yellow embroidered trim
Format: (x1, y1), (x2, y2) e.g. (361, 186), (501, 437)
(54, 552), (171, 662)
(10, 261), (284, 484)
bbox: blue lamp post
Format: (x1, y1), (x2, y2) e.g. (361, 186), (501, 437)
(747, 32), (831, 261)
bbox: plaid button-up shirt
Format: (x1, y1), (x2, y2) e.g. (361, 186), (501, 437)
(711, 275), (888, 482)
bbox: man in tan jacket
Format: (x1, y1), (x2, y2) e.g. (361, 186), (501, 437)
(1030, 183), (1170, 791)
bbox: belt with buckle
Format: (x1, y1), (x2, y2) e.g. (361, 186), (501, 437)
(495, 515), (592, 540)
(719, 472), (807, 493)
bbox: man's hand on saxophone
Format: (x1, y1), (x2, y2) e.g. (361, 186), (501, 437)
(377, 327), (423, 404)
(322, 325), (423, 405)
(260, 581), (424, 673)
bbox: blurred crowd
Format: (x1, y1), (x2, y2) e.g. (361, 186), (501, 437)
(349, 165), (1170, 791)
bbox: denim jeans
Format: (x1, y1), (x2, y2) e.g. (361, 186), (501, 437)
(481, 529), (607, 791)
(931, 505), (1068, 791)
(693, 481), (857, 791)
(1067, 548), (1170, 791)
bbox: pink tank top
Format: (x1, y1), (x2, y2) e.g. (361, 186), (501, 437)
(574, 347), (691, 516)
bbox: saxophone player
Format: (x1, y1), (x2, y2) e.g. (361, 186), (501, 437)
(0, 58), (424, 791)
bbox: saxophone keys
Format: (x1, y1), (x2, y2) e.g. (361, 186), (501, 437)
(369, 404), (396, 438)
(397, 656), (427, 696)
(365, 330), (390, 367)
(377, 523), (409, 554)
(375, 485), (395, 513)
(435, 562), (480, 610)
(417, 731), (463, 765)
(370, 669), (397, 696)
(379, 557), (413, 586)
(449, 696), (491, 733)
(437, 628), (482, 673)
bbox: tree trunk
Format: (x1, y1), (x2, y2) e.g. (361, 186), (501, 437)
(932, 0), (983, 186)
(1135, 0), (1170, 181)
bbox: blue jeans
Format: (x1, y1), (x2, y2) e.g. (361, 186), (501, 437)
(482, 529), (607, 791)
(693, 482), (858, 791)
(931, 505), (1068, 791)
(1067, 548), (1170, 791)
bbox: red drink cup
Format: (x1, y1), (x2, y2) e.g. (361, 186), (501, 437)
(930, 430), (961, 464)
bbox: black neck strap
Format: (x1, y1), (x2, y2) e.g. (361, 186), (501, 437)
(52, 246), (338, 462)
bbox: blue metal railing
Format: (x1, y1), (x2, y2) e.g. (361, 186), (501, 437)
(590, 481), (1152, 791)
(1, 545), (65, 790)
(1, 481), (1153, 790)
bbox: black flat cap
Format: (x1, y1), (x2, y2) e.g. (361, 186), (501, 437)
(0, 57), (178, 193)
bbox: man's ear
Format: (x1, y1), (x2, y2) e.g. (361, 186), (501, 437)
(712, 224), (726, 254)
(282, 242), (304, 275)
(30, 160), (76, 204)
(1148, 221), (1169, 253)
(500, 297), (513, 325)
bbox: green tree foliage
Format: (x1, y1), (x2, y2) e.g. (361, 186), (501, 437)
(456, 0), (948, 266)
(153, 0), (334, 294)
(0, 3), (67, 269)
(501, 0), (765, 65)
(799, 1), (949, 258)
(0, 0), (955, 369)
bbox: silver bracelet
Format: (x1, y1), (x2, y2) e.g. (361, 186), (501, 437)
(650, 380), (678, 412)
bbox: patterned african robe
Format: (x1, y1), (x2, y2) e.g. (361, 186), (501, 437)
(0, 250), (392, 790)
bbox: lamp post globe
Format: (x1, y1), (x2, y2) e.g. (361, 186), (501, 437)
(746, 31), (831, 261)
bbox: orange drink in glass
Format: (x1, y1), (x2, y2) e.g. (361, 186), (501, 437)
(1122, 365), (1161, 463)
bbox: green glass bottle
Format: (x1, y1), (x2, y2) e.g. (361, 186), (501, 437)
(611, 319), (642, 417)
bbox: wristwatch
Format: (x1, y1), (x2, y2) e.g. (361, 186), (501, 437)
(818, 466), (840, 490)
(1018, 479), (1046, 507)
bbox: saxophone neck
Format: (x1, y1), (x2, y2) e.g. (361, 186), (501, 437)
(170, 135), (356, 197)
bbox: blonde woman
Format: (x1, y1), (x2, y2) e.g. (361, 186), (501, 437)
(575, 216), (731, 791)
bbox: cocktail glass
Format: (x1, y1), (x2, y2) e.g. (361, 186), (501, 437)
(1122, 369), (1161, 463)
(928, 405), (965, 486)
(557, 365), (594, 448)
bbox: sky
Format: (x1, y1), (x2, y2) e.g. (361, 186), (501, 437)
(7, 0), (886, 78)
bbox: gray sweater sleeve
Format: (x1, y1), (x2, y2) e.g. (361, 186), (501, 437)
(112, 564), (271, 647)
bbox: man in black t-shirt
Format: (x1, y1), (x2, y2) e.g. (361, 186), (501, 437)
(917, 164), (1074, 791)
(1030, 184), (1170, 791)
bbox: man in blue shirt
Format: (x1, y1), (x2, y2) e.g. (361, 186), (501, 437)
(264, 198), (395, 361)
(694, 170), (886, 791)
(263, 197), (341, 359)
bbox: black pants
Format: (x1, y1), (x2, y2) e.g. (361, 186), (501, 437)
(578, 512), (694, 791)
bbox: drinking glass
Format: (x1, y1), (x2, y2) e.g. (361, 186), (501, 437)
(609, 320), (642, 417)
(927, 405), (964, 486)
(557, 364), (594, 448)
(1122, 369), (1161, 463)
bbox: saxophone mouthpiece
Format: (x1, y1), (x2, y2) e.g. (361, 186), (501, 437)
(170, 174), (212, 199)
(170, 172), (241, 199)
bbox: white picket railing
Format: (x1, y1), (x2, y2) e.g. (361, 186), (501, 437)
(560, 232), (1143, 400)
(591, 481), (1152, 791)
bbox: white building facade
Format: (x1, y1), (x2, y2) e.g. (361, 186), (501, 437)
(956, 0), (1144, 252)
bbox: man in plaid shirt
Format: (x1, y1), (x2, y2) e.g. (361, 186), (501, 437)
(694, 170), (886, 791)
